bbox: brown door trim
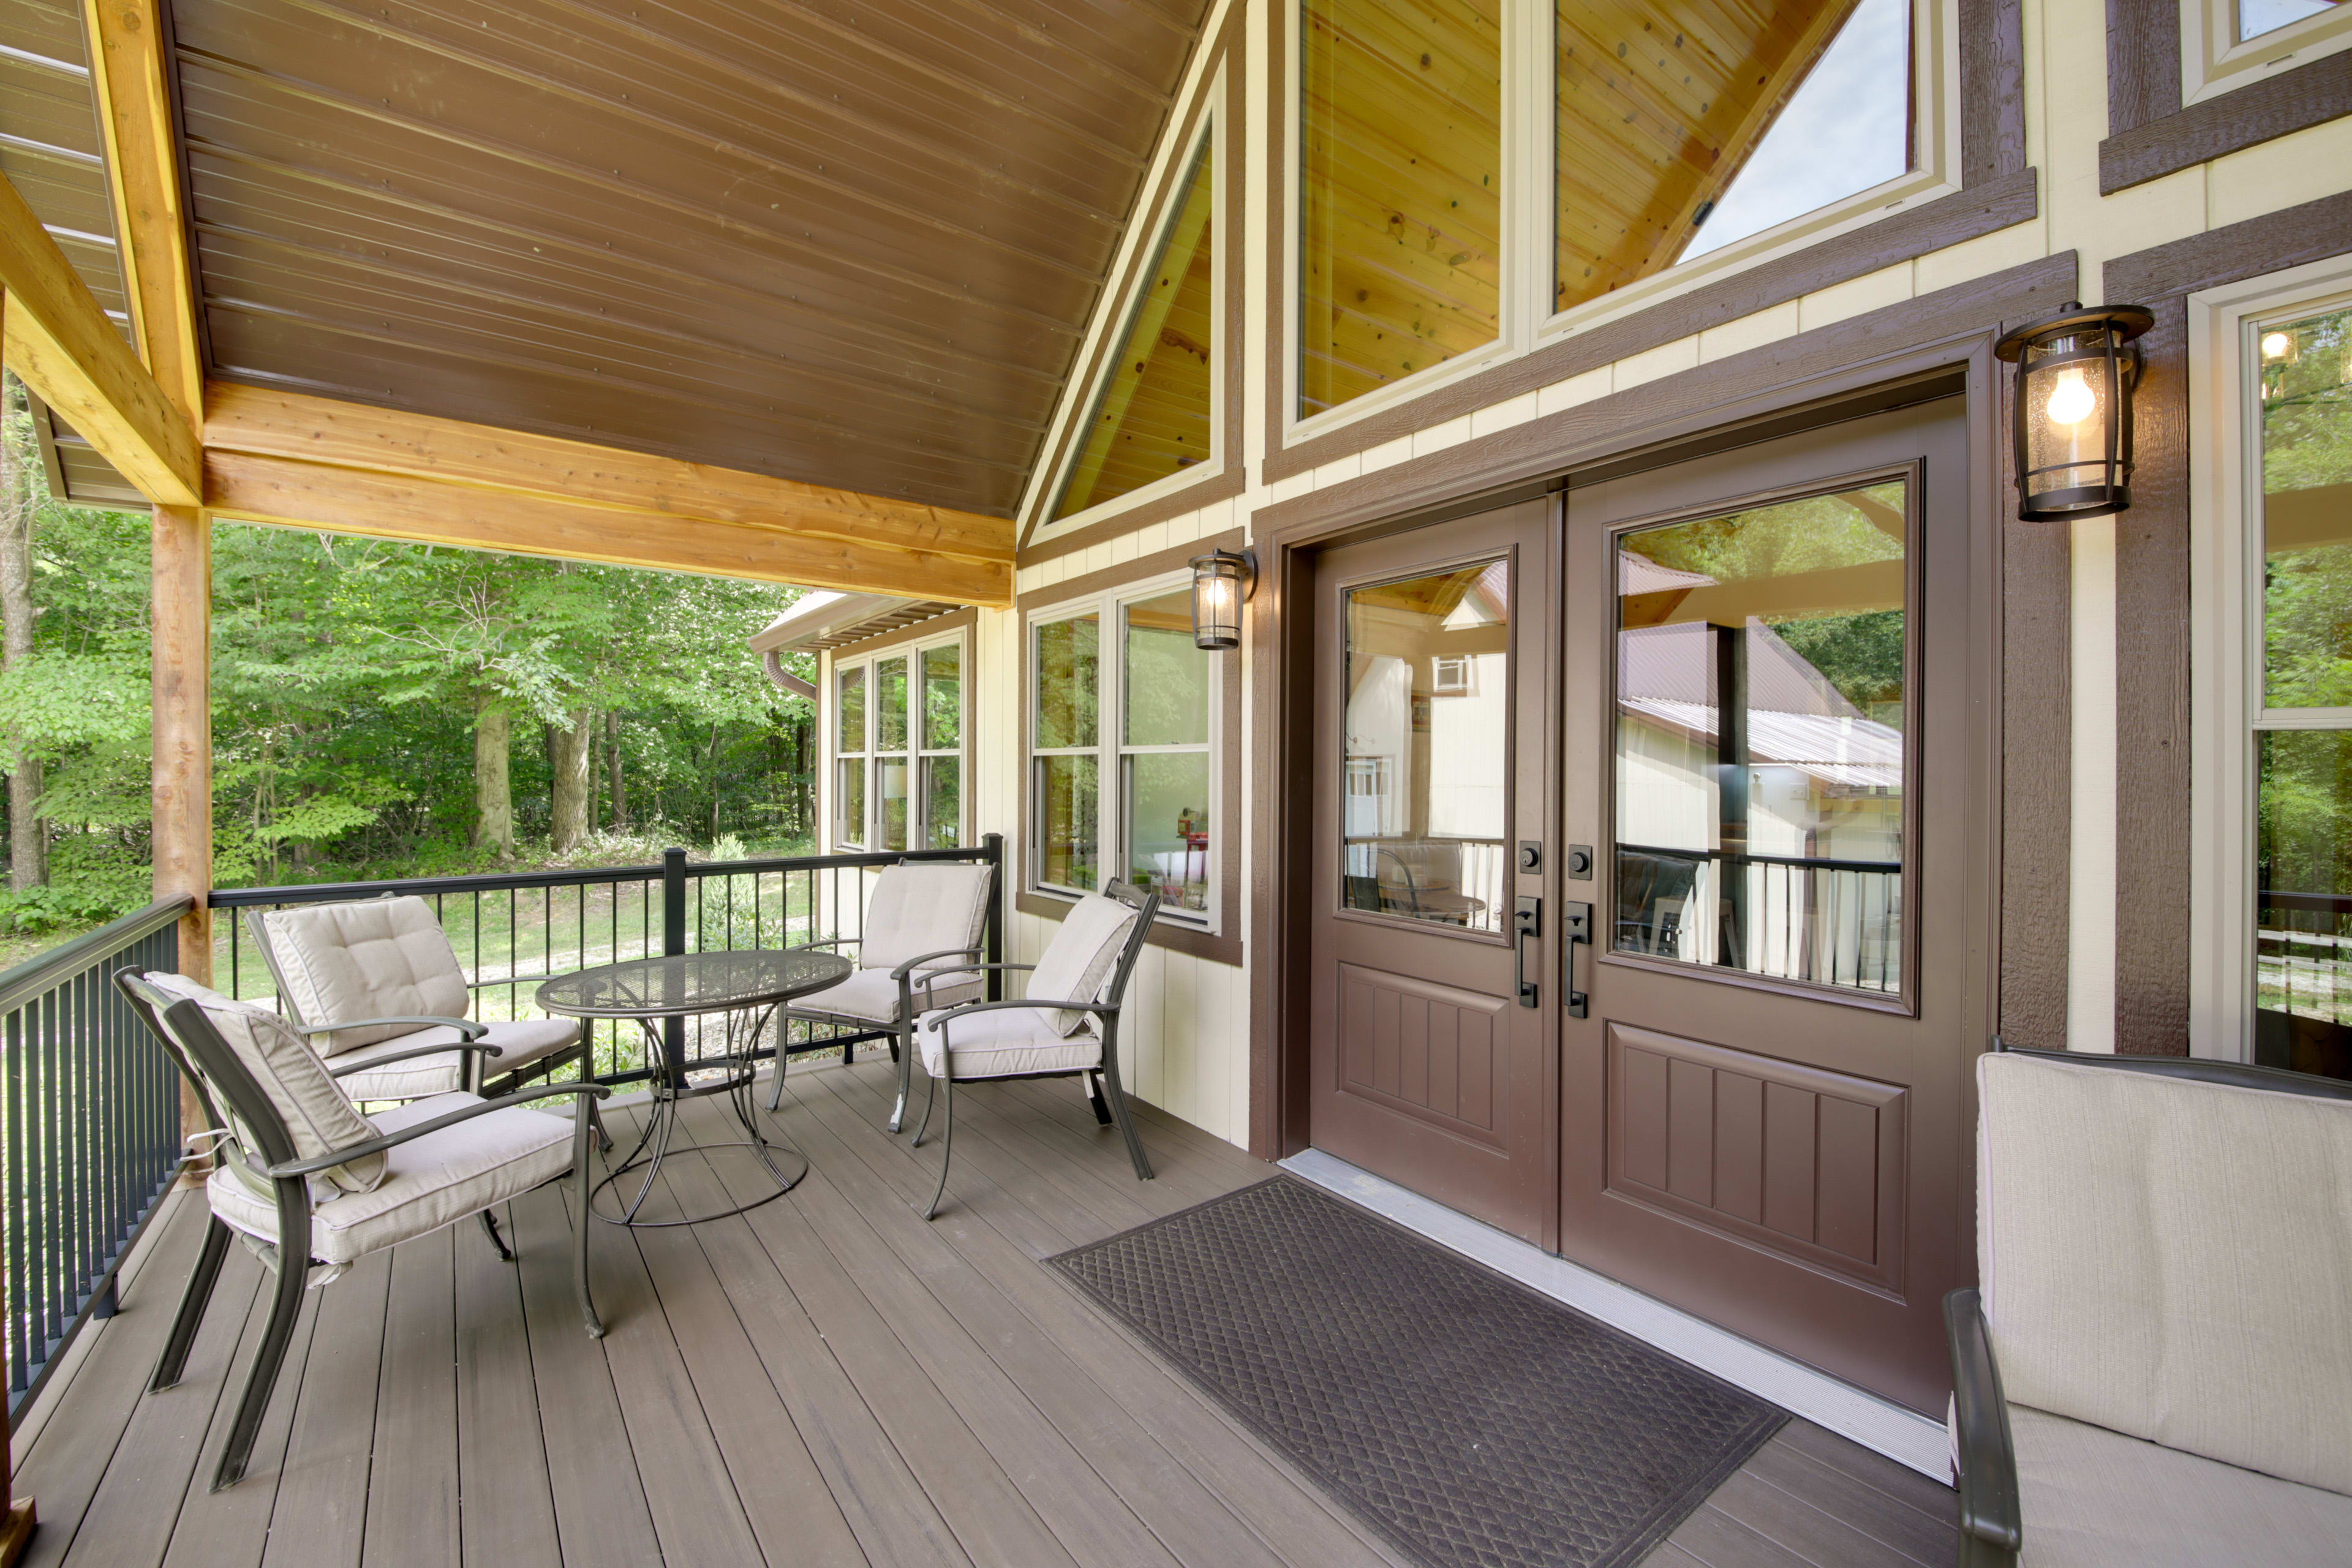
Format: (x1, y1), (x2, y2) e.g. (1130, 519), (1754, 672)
(1248, 325), (2019, 1219)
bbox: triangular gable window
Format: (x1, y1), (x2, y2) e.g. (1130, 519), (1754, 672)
(1053, 132), (1217, 521)
(1556, 0), (1912, 314)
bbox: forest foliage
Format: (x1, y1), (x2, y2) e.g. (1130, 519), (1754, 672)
(0, 381), (818, 934)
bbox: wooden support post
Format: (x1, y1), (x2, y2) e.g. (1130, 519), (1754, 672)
(151, 505), (210, 1174)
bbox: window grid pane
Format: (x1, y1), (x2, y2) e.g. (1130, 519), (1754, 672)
(1037, 755), (1101, 892)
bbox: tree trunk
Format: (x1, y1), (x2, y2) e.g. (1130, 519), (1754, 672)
(471, 693), (514, 859)
(0, 375), (43, 891)
(706, 723), (722, 840)
(606, 711), (627, 829)
(549, 707), (592, 854)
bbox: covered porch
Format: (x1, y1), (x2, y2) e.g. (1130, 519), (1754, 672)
(10, 1055), (1957, 1568)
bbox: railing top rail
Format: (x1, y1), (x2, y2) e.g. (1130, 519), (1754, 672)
(1615, 841), (1903, 876)
(0, 894), (193, 1016)
(209, 841), (1000, 908)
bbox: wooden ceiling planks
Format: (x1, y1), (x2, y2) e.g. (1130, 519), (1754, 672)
(1555, 0), (1860, 311)
(168, 0), (1213, 516)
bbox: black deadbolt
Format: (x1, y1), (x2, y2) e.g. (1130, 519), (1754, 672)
(1517, 840), (1542, 872)
(1566, 845), (1594, 879)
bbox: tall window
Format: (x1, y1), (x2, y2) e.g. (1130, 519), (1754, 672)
(2251, 304), (2351, 1080)
(1031, 584), (1220, 921)
(833, 632), (967, 853)
(1300, 0), (1502, 418)
(1055, 131), (1218, 521)
(1556, 0), (1913, 314)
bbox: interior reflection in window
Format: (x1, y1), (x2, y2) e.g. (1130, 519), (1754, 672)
(1341, 560), (1510, 933)
(1615, 482), (1908, 993)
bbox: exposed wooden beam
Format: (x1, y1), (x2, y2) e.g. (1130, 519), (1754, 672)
(205, 450), (1014, 606)
(84, 0), (203, 424)
(0, 172), (198, 506)
(203, 382), (1016, 569)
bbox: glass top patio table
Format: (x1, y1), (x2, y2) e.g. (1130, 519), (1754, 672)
(537, 948), (853, 1227)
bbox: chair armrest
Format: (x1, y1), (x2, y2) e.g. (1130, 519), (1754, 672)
(462, 974), (570, 990)
(793, 938), (861, 953)
(293, 1014), (489, 1042)
(1945, 1287), (2021, 1567)
(266, 1082), (614, 1178)
(888, 946), (989, 982)
(326, 1041), (505, 1077)
(924, 997), (1118, 1023)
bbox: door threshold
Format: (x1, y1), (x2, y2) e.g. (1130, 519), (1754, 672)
(1278, 1148), (1953, 1483)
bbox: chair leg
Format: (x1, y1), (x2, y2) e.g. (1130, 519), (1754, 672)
(478, 1208), (516, 1262)
(151, 1216), (232, 1392)
(1085, 1071), (1114, 1126)
(212, 1221), (311, 1491)
(573, 1112), (605, 1339)
(1102, 1076), (1155, 1183)
(908, 1061), (940, 1148)
(888, 1016), (916, 1133)
(918, 1071), (954, 1221)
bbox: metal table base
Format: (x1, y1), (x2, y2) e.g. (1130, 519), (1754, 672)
(590, 1006), (809, 1227)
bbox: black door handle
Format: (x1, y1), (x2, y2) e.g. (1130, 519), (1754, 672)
(1513, 896), (1539, 1009)
(1564, 901), (1592, 1019)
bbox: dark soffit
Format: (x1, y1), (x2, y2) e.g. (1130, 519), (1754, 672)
(167, 0), (1212, 518)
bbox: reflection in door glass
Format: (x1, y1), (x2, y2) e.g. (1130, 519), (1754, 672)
(1614, 483), (1907, 993)
(1341, 560), (1510, 933)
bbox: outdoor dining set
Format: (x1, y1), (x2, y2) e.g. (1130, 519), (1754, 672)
(109, 860), (1163, 1493)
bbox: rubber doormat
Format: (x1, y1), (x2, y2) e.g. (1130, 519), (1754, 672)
(1049, 1176), (1785, 1568)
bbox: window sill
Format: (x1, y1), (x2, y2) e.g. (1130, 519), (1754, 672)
(1016, 889), (1242, 968)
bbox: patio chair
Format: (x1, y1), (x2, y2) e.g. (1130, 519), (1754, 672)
(761, 858), (997, 1132)
(115, 968), (610, 1493)
(1947, 1043), (2352, 1567)
(244, 897), (594, 1108)
(904, 880), (1159, 1220)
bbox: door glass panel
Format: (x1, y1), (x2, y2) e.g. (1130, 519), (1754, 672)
(1614, 481), (1907, 993)
(922, 643), (962, 750)
(2254, 303), (2351, 1080)
(1340, 560), (1509, 933)
(923, 756), (962, 851)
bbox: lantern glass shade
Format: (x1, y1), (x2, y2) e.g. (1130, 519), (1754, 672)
(1997, 303), (2153, 522)
(1188, 549), (1252, 650)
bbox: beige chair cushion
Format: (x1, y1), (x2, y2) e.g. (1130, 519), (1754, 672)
(1978, 1052), (2352, 1493)
(206, 1091), (575, 1265)
(787, 967), (981, 1027)
(916, 1006), (1102, 1080)
(262, 897), (470, 1054)
(859, 862), (994, 976)
(2010, 1406), (2352, 1567)
(1026, 894), (1139, 1036)
(330, 1016), (582, 1102)
(142, 971), (385, 1197)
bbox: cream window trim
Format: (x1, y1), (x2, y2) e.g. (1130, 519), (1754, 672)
(826, 627), (970, 856)
(2181, 0), (2352, 110)
(2187, 257), (2352, 1063)
(1025, 570), (1225, 932)
(1033, 88), (1229, 537)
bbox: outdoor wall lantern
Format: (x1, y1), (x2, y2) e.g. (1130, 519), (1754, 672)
(1994, 300), (2155, 522)
(1188, 548), (1256, 650)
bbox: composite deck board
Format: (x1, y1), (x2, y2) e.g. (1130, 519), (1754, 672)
(15, 1060), (1957, 1568)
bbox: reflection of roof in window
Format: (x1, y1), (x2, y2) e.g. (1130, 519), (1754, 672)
(1619, 619), (1901, 791)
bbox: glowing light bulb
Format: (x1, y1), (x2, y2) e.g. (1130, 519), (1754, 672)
(2045, 366), (2095, 428)
(2261, 331), (2294, 363)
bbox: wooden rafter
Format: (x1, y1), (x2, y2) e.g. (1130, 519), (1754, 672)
(83, 0), (203, 424)
(204, 449), (1014, 606)
(203, 383), (1016, 597)
(0, 171), (199, 507)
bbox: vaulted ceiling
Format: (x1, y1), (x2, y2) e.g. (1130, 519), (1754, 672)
(3, 0), (1213, 518)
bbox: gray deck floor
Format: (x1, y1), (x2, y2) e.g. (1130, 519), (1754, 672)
(12, 1057), (1959, 1568)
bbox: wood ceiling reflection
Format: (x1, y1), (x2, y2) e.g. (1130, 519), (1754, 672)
(1555, 0), (1856, 312)
(167, 0), (1208, 515)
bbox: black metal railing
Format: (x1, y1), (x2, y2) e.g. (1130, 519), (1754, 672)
(4, 895), (190, 1417)
(209, 836), (1005, 1085)
(1615, 843), (1904, 994)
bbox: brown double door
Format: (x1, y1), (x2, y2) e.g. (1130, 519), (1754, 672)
(1305, 401), (1979, 1411)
